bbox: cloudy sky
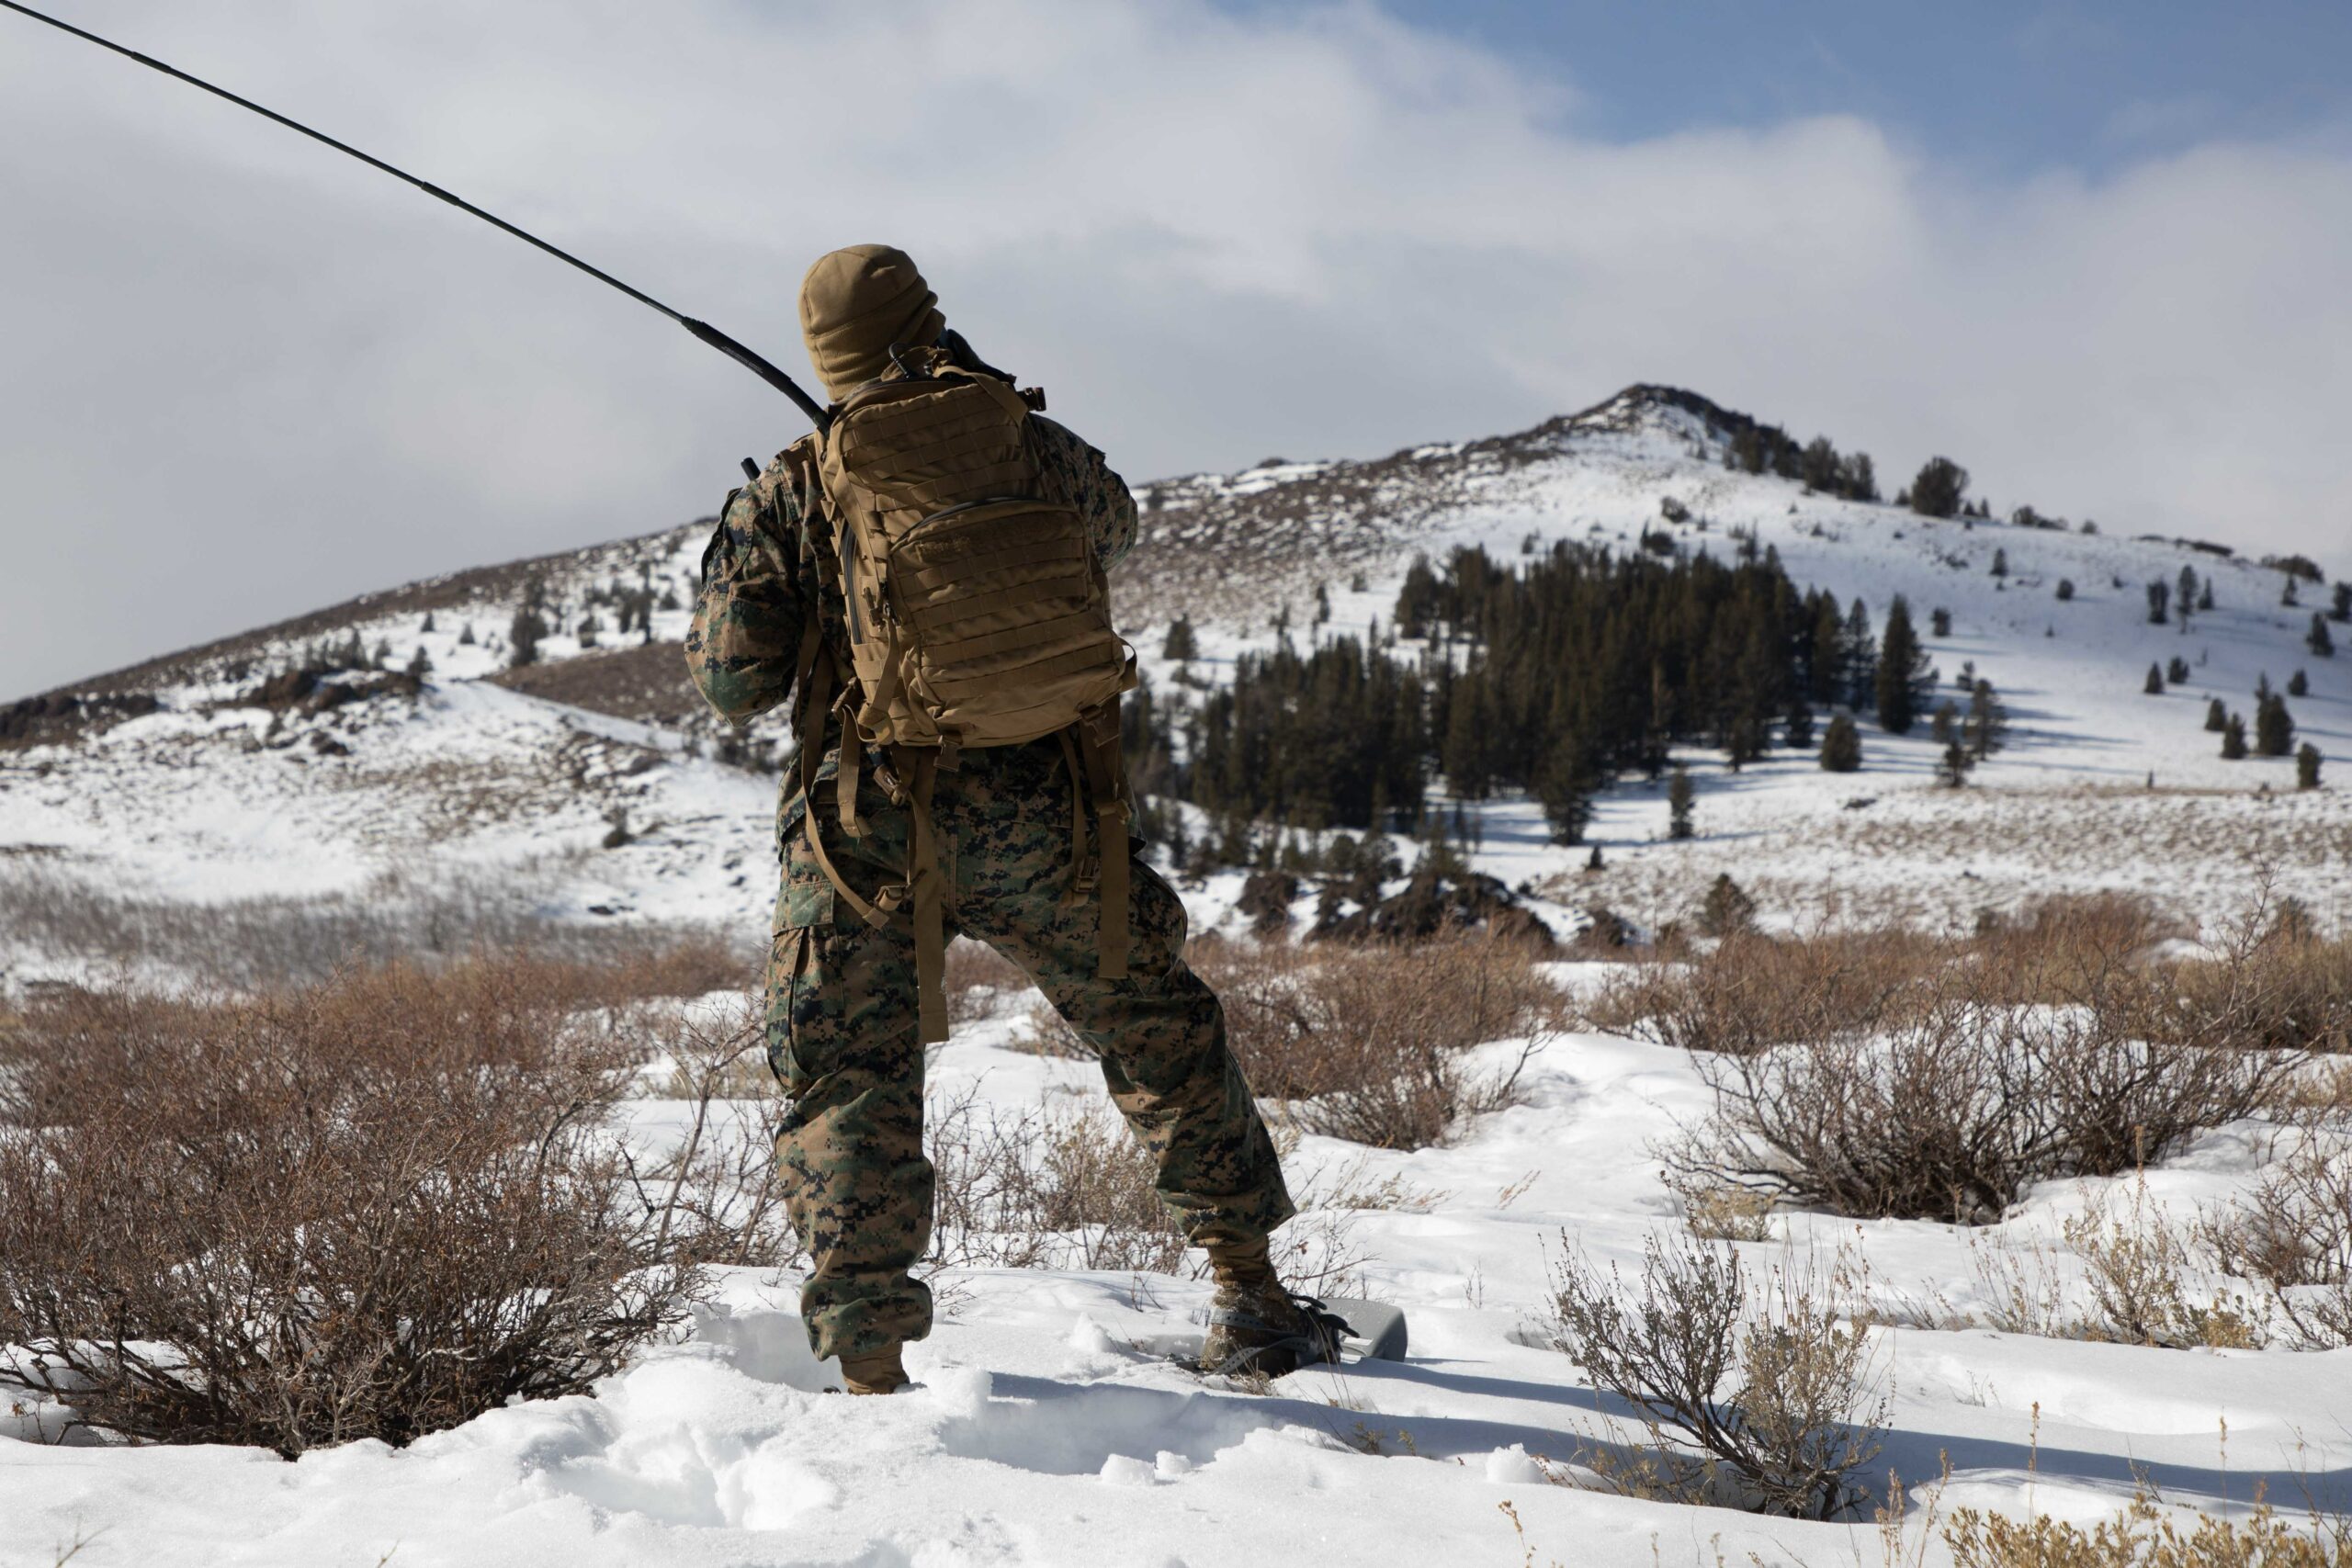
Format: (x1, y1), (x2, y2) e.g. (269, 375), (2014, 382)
(4, 0), (2349, 699)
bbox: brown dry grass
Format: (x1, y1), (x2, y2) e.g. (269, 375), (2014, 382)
(944, 937), (1033, 1029)
(1192, 933), (1563, 1149)
(0, 953), (702, 1456)
(1945, 1486), (2352, 1568)
(1586, 928), (1949, 1056)
(924, 1088), (1187, 1274)
(0, 860), (750, 995)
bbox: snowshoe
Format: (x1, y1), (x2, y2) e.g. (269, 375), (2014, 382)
(1195, 1285), (1361, 1378)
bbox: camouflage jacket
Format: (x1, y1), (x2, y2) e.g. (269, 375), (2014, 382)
(684, 412), (1138, 772)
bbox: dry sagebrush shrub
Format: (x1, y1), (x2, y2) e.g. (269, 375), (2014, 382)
(0, 956), (696, 1456)
(1193, 934), (1560, 1149)
(2051, 1174), (2268, 1349)
(922, 1088), (1366, 1290)
(2145, 927), (2352, 1057)
(1005, 998), (1091, 1058)
(634, 990), (801, 1270)
(924, 1087), (1187, 1274)
(1544, 1230), (1885, 1520)
(1669, 976), (2291, 1223)
(1973, 893), (2182, 1006)
(1945, 1486), (2352, 1568)
(1597, 891), (2346, 1062)
(2205, 1102), (2352, 1348)
(1586, 929), (1950, 1056)
(944, 936), (1032, 1029)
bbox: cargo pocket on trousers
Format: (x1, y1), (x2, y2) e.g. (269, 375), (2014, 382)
(774, 795), (837, 937)
(764, 926), (817, 1101)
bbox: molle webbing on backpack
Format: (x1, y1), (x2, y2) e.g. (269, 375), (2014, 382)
(786, 360), (1136, 1041)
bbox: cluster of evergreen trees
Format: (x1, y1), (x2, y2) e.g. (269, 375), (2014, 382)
(1178, 638), (1428, 832)
(1408, 544), (1821, 840)
(1721, 423), (1880, 502)
(1148, 542), (1951, 848)
(2208, 672), (2301, 762)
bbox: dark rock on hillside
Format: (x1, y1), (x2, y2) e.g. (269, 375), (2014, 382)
(1237, 871), (1300, 935)
(0, 691), (160, 748)
(1317, 869), (1554, 949)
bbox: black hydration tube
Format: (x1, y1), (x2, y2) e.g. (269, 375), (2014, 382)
(0, 0), (832, 434)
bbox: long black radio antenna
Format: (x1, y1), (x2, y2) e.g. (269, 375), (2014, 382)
(0, 0), (831, 434)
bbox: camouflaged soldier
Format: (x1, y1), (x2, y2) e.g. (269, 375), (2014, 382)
(687, 245), (1332, 1394)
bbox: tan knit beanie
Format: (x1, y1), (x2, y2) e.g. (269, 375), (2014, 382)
(797, 244), (946, 401)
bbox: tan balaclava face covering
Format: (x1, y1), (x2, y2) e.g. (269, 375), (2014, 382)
(798, 244), (946, 402)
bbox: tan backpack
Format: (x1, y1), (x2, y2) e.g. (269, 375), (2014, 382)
(780, 347), (1137, 1041)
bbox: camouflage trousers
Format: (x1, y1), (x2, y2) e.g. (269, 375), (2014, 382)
(763, 736), (1295, 1361)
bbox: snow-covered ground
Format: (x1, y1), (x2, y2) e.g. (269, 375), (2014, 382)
(5, 387), (2350, 1563)
(7, 994), (2345, 1568)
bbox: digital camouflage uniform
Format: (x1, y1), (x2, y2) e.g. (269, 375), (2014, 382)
(686, 416), (1295, 1361)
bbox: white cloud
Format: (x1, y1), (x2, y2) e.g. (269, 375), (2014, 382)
(3, 0), (2348, 697)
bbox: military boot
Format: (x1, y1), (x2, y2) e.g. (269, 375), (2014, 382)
(1197, 1236), (1346, 1378)
(838, 1344), (910, 1396)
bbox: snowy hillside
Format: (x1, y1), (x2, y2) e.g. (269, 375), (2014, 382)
(5, 386), (2352, 1567)
(1125, 385), (2352, 933)
(9, 383), (2341, 988)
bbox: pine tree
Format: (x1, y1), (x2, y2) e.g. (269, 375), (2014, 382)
(1807, 592), (1847, 705)
(458, 622), (477, 647)
(2310, 614), (2336, 658)
(2177, 566), (2199, 624)
(1842, 452), (1879, 502)
(1931, 701), (1959, 748)
(2204, 697), (2227, 732)
(2298, 743), (2323, 791)
(2222, 713), (2248, 760)
(1907, 457), (1969, 518)
(1965, 679), (2008, 761)
(1161, 615), (1197, 661)
(2289, 669), (2310, 697)
(1536, 735), (1596, 846)
(2198, 581), (2214, 612)
(2146, 580), (2171, 626)
(1990, 548), (2008, 579)
(2144, 662), (2164, 695)
(1930, 606), (1952, 637)
(1819, 714), (1862, 773)
(1698, 874), (1755, 937)
(2168, 655), (2190, 683)
(1442, 675), (1491, 799)
(2334, 582), (2352, 623)
(406, 645), (433, 679)
(1783, 698), (1815, 750)
(1724, 707), (1767, 772)
(2055, 579), (2075, 602)
(1936, 740), (1974, 787)
(1668, 764), (1695, 840)
(1843, 599), (1876, 708)
(1874, 597), (1934, 734)
(2256, 694), (2295, 757)
(508, 606), (548, 669)
(420, 611), (436, 635)
(2283, 577), (2301, 608)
